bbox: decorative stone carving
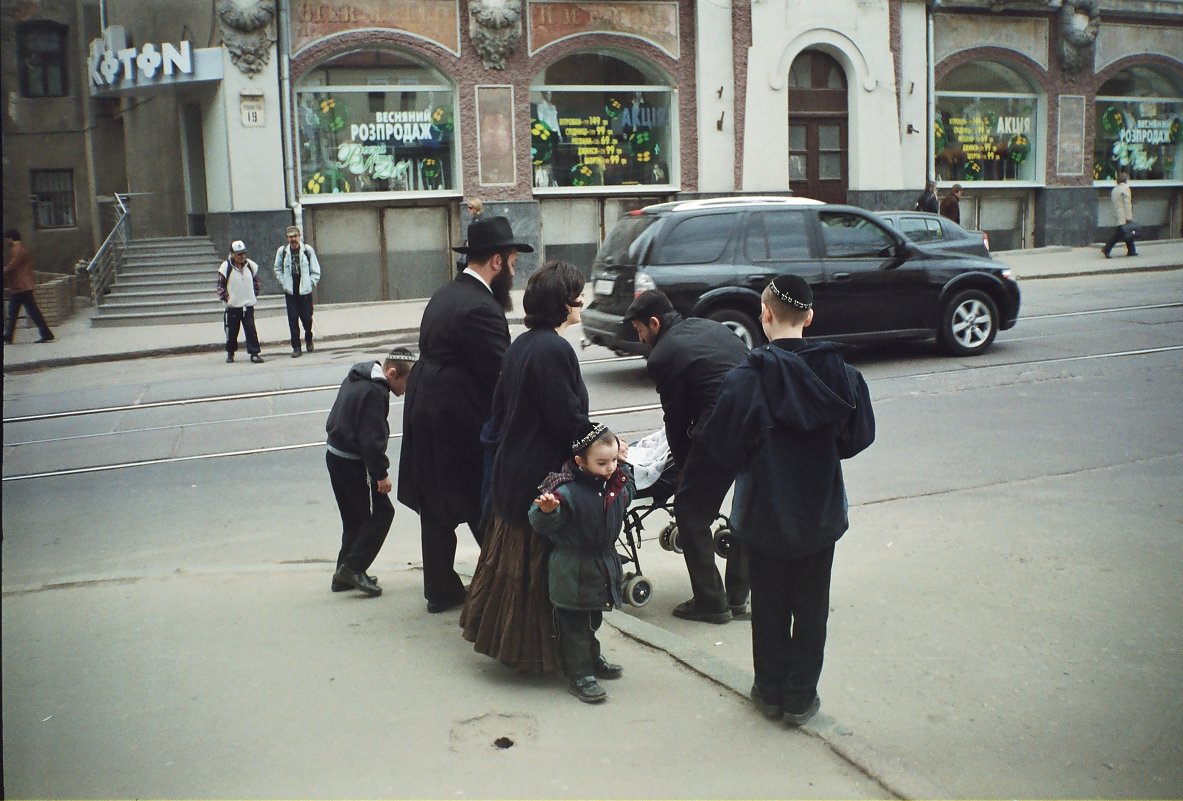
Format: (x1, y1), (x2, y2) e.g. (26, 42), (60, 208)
(1057, 0), (1100, 77)
(217, 0), (276, 76)
(470, 0), (523, 70)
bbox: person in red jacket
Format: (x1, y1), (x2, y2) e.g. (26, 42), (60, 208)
(3, 229), (55, 344)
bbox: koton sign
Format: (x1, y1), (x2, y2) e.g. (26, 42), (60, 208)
(87, 26), (223, 96)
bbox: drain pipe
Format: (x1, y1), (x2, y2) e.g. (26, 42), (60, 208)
(277, 0), (302, 230)
(927, 0), (938, 181)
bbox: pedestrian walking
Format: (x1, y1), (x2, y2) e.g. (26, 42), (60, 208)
(914, 180), (939, 214)
(217, 240), (264, 363)
(326, 346), (417, 596)
(625, 290), (750, 623)
(3, 229), (55, 344)
(530, 423), (634, 703)
(1102, 171), (1137, 258)
(698, 274), (875, 727)
(460, 260), (589, 672)
(939, 184), (963, 224)
(397, 216), (528, 614)
(273, 225), (320, 357)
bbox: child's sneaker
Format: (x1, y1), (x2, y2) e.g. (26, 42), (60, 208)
(568, 676), (607, 703)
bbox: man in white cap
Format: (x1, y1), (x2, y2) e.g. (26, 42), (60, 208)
(216, 240), (264, 363)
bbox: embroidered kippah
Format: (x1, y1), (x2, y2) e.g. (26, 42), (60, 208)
(769, 275), (813, 310)
(572, 422), (610, 454)
(386, 346), (417, 363)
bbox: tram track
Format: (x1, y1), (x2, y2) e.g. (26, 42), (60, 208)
(4, 300), (1179, 482)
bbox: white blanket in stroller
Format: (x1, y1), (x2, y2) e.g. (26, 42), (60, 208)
(629, 428), (672, 490)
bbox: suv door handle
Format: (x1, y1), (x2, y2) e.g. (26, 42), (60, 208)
(745, 274), (766, 283)
(832, 272), (851, 281)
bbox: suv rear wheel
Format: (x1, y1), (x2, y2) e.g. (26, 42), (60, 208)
(938, 289), (998, 356)
(707, 308), (763, 349)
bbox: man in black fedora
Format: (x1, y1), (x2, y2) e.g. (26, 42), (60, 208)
(398, 215), (533, 613)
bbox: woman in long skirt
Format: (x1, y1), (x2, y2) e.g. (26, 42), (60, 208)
(460, 261), (589, 671)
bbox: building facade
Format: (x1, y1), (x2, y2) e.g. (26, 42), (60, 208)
(2, 0), (1179, 300)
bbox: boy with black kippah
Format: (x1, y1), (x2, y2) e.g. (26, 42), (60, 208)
(325, 346), (417, 596)
(697, 274), (876, 726)
(530, 422), (634, 703)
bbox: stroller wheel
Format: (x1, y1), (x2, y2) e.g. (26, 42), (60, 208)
(623, 575), (653, 607)
(713, 526), (737, 559)
(659, 523), (683, 554)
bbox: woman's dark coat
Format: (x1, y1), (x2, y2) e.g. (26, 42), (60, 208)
(486, 327), (589, 529)
(397, 273), (509, 524)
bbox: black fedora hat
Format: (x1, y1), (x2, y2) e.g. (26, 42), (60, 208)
(451, 215), (534, 255)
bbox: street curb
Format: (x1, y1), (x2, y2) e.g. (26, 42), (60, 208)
(605, 610), (945, 800)
(1019, 261), (1182, 280)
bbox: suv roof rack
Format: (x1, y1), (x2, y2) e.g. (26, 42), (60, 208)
(663, 195), (825, 212)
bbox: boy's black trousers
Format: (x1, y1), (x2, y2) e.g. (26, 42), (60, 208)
(326, 451), (394, 573)
(749, 543), (835, 711)
(673, 445), (750, 612)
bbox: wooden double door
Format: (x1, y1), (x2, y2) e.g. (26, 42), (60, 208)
(787, 50), (849, 205)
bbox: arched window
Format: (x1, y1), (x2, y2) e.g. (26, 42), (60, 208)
(18, 21), (68, 98)
(295, 49), (456, 197)
(935, 61), (1040, 183)
(1094, 66), (1182, 182)
(529, 51), (675, 190)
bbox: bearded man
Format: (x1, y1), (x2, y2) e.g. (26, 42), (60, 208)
(397, 216), (533, 613)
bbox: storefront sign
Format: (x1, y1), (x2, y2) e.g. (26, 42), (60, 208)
(528, 1), (679, 59)
(291, 0), (460, 55)
(87, 26), (222, 96)
(935, 96), (1038, 182)
(1094, 102), (1182, 181)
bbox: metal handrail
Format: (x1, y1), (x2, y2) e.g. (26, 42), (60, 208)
(84, 193), (130, 305)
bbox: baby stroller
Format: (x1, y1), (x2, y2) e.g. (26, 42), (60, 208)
(618, 430), (738, 608)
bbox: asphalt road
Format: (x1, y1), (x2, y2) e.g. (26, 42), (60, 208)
(3, 270), (1182, 798)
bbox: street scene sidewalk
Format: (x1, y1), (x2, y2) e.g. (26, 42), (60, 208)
(3, 241), (1181, 374)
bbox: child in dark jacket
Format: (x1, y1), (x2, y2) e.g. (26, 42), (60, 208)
(530, 423), (634, 703)
(698, 274), (875, 727)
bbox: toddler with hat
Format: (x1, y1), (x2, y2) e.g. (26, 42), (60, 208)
(530, 422), (634, 703)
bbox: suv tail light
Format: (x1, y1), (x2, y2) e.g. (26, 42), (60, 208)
(982, 231), (990, 252)
(633, 271), (656, 297)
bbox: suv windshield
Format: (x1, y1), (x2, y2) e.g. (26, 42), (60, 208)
(595, 213), (658, 267)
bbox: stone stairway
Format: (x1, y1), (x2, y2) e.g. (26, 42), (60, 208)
(92, 236), (286, 327)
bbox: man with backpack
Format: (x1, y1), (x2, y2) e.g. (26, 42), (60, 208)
(273, 225), (321, 358)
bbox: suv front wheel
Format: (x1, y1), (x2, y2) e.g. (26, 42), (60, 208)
(938, 288), (998, 356)
(707, 308), (763, 349)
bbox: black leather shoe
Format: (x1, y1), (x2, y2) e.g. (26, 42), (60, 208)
(226, 353), (235, 363)
(593, 656), (623, 680)
(672, 598), (732, 624)
(333, 566), (381, 596)
(426, 592), (466, 614)
(306, 340), (314, 352)
(332, 572), (377, 592)
(291, 348), (301, 358)
(568, 676), (607, 703)
(783, 695), (820, 727)
(749, 684), (782, 721)
(36, 335), (55, 343)
(250, 354), (264, 363)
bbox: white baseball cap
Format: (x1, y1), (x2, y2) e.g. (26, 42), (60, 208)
(231, 240), (247, 253)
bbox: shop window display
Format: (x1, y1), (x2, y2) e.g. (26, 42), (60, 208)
(1093, 67), (1182, 182)
(296, 50), (456, 197)
(935, 62), (1039, 183)
(530, 52), (674, 189)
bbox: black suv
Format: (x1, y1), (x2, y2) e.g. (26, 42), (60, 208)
(582, 197), (1020, 356)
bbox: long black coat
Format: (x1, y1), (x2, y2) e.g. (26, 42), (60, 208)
(397, 273), (510, 524)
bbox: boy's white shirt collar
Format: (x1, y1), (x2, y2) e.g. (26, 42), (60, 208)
(370, 362), (385, 380)
(462, 267), (492, 293)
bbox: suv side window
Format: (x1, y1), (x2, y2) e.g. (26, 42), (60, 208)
(745, 211), (810, 260)
(819, 211), (896, 257)
(650, 213), (736, 264)
(899, 216), (944, 242)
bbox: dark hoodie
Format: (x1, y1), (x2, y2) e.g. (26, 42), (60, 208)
(697, 339), (875, 559)
(325, 361), (392, 482)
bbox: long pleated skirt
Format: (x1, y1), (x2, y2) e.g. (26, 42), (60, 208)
(460, 513), (561, 673)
